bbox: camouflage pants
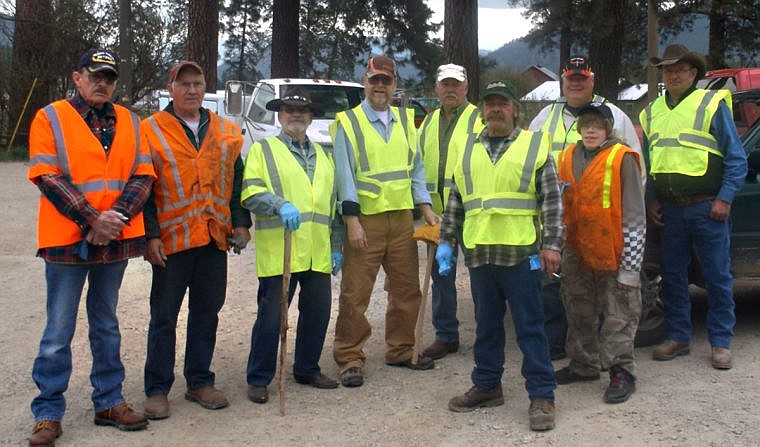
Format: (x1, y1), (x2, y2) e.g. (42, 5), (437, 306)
(560, 248), (641, 376)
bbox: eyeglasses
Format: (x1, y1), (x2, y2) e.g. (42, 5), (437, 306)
(173, 80), (205, 91)
(367, 75), (394, 86)
(87, 72), (117, 85)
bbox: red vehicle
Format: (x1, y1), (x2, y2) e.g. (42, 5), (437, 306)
(697, 68), (760, 135)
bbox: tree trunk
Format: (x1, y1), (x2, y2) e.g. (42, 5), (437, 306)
(271, 0), (300, 77)
(188, 0), (219, 92)
(444, 0), (478, 103)
(588, 0), (626, 101)
(707, 0), (727, 70)
(118, 0), (133, 105)
(8, 0), (53, 149)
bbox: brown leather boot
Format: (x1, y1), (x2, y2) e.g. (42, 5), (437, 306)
(28, 420), (62, 447)
(652, 339), (690, 361)
(94, 402), (149, 431)
(712, 347), (732, 370)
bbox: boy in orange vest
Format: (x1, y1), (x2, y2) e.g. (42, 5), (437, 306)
(554, 103), (645, 403)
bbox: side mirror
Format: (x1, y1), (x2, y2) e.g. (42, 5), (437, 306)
(225, 81), (244, 116)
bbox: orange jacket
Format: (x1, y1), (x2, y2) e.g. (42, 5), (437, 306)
(141, 110), (243, 255)
(558, 142), (639, 271)
(28, 100), (153, 249)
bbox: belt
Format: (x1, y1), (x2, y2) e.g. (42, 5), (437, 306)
(667, 194), (715, 206)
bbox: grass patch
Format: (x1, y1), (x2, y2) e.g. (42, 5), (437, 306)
(0, 146), (28, 162)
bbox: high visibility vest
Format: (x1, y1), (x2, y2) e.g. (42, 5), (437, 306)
(28, 100), (154, 249)
(541, 94), (607, 159)
(557, 143), (640, 271)
(141, 110), (243, 255)
(419, 102), (483, 214)
(330, 105), (417, 215)
(639, 89), (730, 177)
(241, 137), (335, 277)
(453, 130), (550, 249)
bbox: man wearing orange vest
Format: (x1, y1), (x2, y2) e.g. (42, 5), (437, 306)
(554, 103), (645, 404)
(27, 48), (155, 446)
(140, 61), (252, 419)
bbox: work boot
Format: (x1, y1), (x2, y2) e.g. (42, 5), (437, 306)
(554, 366), (600, 384)
(448, 385), (504, 412)
(247, 385), (269, 404)
(28, 420), (61, 447)
(652, 339), (690, 361)
(144, 394), (170, 420)
(604, 365), (636, 404)
(294, 373), (339, 389)
(422, 340), (459, 360)
(340, 367), (364, 388)
(528, 399), (556, 431)
(93, 403), (149, 431)
(711, 347), (732, 370)
(185, 386), (229, 410)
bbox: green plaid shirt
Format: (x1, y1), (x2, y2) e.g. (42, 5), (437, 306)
(439, 128), (564, 268)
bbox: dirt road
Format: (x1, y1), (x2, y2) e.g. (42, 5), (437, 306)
(1, 161), (759, 446)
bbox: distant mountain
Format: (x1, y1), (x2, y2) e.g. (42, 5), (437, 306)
(485, 16), (710, 76)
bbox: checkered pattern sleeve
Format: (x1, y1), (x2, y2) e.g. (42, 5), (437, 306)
(618, 154), (646, 283)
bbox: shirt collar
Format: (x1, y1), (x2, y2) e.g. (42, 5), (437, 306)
(70, 94), (116, 120)
(361, 99), (398, 123)
(277, 131), (311, 150)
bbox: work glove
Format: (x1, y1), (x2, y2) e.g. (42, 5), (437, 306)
(331, 252), (343, 276)
(435, 242), (456, 276)
(279, 203), (301, 231)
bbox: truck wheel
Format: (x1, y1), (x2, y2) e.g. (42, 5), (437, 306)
(635, 263), (667, 347)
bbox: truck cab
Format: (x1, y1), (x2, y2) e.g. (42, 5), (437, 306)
(697, 68), (760, 135)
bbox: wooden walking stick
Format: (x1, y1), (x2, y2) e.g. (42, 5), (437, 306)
(411, 223), (440, 365)
(278, 229), (292, 416)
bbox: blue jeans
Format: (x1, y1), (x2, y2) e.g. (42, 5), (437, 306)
(144, 243), (227, 396)
(431, 257), (459, 343)
(247, 270), (332, 386)
(469, 261), (556, 401)
(660, 200), (735, 348)
(31, 260), (129, 422)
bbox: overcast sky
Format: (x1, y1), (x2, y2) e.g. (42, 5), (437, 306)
(425, 0), (533, 52)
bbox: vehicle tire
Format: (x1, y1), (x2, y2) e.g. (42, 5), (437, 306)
(634, 263), (667, 347)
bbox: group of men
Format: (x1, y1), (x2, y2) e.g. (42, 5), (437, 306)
(25, 41), (746, 445)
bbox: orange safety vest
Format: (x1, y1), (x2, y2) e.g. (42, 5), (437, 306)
(141, 110), (243, 255)
(557, 142), (639, 271)
(28, 100), (154, 249)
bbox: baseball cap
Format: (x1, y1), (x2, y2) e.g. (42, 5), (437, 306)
(436, 64), (467, 82)
(578, 102), (614, 126)
(168, 60), (204, 84)
(480, 80), (519, 102)
(562, 55), (593, 78)
(366, 55), (396, 79)
(77, 49), (119, 75)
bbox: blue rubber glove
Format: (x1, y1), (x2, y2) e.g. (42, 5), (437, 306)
(331, 252), (343, 276)
(279, 203), (301, 231)
(436, 242), (456, 276)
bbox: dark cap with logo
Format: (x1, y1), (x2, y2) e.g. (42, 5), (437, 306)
(77, 49), (119, 76)
(562, 55), (593, 78)
(578, 101), (614, 126)
(480, 80), (519, 103)
(366, 55), (397, 79)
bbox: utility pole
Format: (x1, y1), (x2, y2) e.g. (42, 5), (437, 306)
(118, 0), (133, 105)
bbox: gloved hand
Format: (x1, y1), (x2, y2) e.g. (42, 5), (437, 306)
(331, 252), (343, 276)
(435, 242), (456, 276)
(279, 203), (301, 231)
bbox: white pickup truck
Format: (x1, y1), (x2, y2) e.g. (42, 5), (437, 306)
(157, 78), (365, 157)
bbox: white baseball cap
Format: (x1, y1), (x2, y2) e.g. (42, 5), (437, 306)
(436, 64), (467, 82)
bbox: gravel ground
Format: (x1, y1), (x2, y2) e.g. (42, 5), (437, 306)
(2, 161), (760, 447)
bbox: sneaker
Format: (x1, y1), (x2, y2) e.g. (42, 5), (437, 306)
(294, 373), (339, 389)
(93, 402), (149, 431)
(143, 394), (170, 420)
(652, 339), (690, 361)
(604, 365), (636, 404)
(448, 385), (504, 412)
(247, 385), (269, 404)
(422, 340), (459, 360)
(28, 420), (62, 447)
(185, 386), (229, 410)
(711, 347), (732, 370)
(528, 399), (556, 431)
(340, 367), (364, 388)
(386, 355), (435, 370)
(554, 366), (600, 385)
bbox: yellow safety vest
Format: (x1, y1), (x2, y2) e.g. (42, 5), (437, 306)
(419, 102), (483, 214)
(640, 89), (730, 177)
(241, 137), (335, 277)
(330, 105), (417, 215)
(541, 94), (607, 159)
(453, 130), (550, 249)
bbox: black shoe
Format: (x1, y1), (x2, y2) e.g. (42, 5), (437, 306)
(422, 340), (459, 360)
(554, 366), (600, 385)
(604, 365), (636, 404)
(549, 347), (566, 361)
(294, 373), (339, 389)
(448, 385), (504, 412)
(340, 367), (364, 388)
(247, 385), (268, 404)
(386, 355), (435, 370)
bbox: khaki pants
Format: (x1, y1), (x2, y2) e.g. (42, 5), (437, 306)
(333, 210), (422, 372)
